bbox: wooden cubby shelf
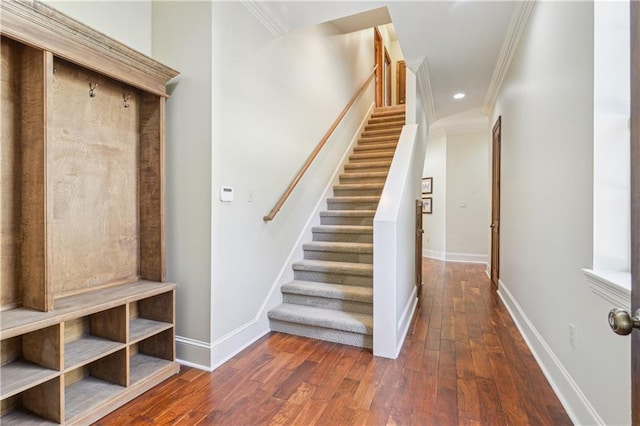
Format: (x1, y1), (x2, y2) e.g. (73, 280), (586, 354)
(1, 1), (180, 424)
(0, 361), (59, 400)
(1, 282), (179, 425)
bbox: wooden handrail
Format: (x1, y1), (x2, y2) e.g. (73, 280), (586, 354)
(264, 66), (378, 222)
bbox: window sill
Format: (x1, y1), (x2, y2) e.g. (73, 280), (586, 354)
(583, 269), (631, 309)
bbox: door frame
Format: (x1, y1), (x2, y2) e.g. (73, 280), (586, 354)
(384, 48), (392, 106)
(374, 28), (383, 108)
(416, 200), (424, 304)
(490, 116), (502, 288)
(630, 1), (639, 423)
(397, 60), (406, 105)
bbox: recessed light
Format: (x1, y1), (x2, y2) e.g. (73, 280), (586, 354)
(453, 93), (465, 100)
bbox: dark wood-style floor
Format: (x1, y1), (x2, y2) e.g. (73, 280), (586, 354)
(97, 259), (572, 425)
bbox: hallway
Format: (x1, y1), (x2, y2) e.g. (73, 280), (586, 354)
(98, 259), (571, 425)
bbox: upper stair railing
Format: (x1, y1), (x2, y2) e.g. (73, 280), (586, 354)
(263, 66), (378, 222)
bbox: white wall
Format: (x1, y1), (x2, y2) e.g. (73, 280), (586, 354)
(422, 126), (489, 263)
(152, 1), (214, 368)
(42, 0), (152, 55)
(208, 2), (375, 367)
(422, 132), (447, 258)
(493, 2), (630, 424)
(445, 131), (489, 262)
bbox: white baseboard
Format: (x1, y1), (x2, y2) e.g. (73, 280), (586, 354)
(497, 280), (603, 426)
(396, 286), (418, 357)
(446, 252), (488, 263)
(423, 249), (445, 260)
(176, 336), (213, 371)
(423, 250), (487, 264)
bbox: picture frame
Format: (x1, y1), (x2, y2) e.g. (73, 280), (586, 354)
(422, 177), (433, 194)
(422, 197), (432, 214)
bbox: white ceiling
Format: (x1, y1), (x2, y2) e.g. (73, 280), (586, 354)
(267, 1), (519, 122)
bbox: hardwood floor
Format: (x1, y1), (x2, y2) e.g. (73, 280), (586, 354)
(97, 259), (572, 425)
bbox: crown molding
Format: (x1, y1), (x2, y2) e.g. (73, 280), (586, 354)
(416, 60), (437, 125)
(483, 0), (536, 114)
(0, 0), (178, 95)
(238, 0), (290, 38)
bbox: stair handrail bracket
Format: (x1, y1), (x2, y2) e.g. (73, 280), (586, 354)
(263, 66), (378, 222)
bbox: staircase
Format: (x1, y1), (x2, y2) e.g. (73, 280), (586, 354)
(268, 105), (406, 349)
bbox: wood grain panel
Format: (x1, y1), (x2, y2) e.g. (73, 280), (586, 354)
(22, 376), (62, 423)
(139, 93), (165, 282)
(90, 349), (128, 387)
(20, 46), (51, 311)
(137, 329), (174, 361)
(1, 336), (20, 366)
(91, 305), (127, 343)
(136, 291), (173, 324)
(0, 394), (19, 417)
(0, 37), (21, 310)
(64, 317), (89, 344)
(22, 324), (62, 371)
(50, 58), (140, 296)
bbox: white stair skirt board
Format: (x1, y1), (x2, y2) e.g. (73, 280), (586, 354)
(498, 280), (603, 425)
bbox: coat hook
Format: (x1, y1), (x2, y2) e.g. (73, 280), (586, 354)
(123, 94), (131, 108)
(89, 82), (98, 98)
(53, 66), (57, 74)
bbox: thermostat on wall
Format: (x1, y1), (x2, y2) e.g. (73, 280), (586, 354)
(220, 186), (234, 202)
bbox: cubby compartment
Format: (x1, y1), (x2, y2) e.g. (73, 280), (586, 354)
(64, 307), (127, 371)
(129, 291), (174, 344)
(64, 350), (127, 423)
(1, 377), (62, 424)
(129, 329), (174, 386)
(1, 326), (62, 399)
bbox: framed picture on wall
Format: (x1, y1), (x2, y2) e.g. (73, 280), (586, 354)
(422, 177), (433, 194)
(422, 197), (432, 214)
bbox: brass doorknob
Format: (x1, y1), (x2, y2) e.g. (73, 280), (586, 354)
(608, 308), (640, 335)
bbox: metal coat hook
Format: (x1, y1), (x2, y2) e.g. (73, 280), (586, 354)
(89, 82), (98, 98)
(123, 94), (131, 108)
